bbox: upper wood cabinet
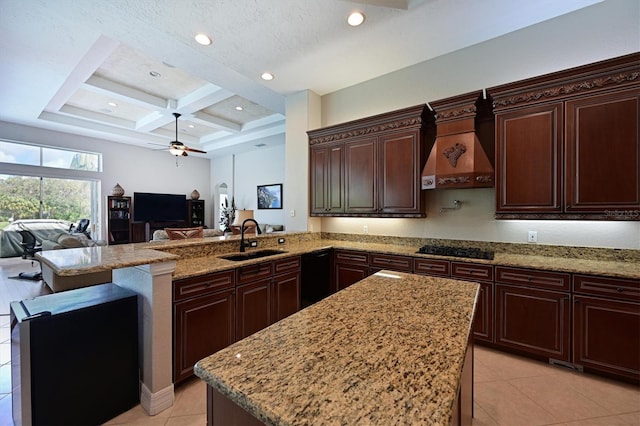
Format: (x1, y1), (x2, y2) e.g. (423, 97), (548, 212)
(491, 53), (640, 220)
(310, 142), (344, 214)
(308, 104), (434, 217)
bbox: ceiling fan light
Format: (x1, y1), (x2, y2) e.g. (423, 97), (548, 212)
(169, 147), (183, 156)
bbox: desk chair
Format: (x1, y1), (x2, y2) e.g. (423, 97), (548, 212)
(17, 228), (43, 281)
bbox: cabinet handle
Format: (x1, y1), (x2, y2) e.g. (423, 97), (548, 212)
(527, 276), (533, 281)
(617, 287), (625, 293)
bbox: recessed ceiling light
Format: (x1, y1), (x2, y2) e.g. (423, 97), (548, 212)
(347, 11), (365, 26)
(149, 70), (161, 77)
(188, 124), (195, 128)
(195, 33), (212, 46)
(235, 106), (244, 111)
(261, 72), (274, 81)
(107, 102), (118, 107)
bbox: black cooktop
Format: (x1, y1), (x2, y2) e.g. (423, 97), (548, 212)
(417, 245), (494, 260)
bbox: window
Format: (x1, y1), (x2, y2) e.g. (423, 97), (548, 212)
(0, 140), (100, 171)
(0, 140), (102, 233)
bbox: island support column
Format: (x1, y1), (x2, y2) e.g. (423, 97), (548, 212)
(113, 261), (176, 415)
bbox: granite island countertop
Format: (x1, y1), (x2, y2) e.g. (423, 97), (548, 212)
(194, 271), (480, 425)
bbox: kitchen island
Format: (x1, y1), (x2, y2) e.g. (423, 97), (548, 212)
(195, 270), (480, 425)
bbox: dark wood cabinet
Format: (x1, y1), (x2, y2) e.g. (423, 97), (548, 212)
(173, 271), (235, 383)
(236, 278), (272, 340)
(378, 131), (422, 214)
(333, 250), (370, 292)
(345, 137), (377, 213)
(495, 283), (571, 362)
(413, 258), (450, 277)
(573, 295), (640, 383)
(236, 257), (301, 340)
(308, 104), (431, 217)
(310, 143), (344, 214)
(106, 196), (132, 244)
(565, 89), (640, 214)
(495, 103), (563, 214)
(451, 262), (495, 343)
(369, 253), (413, 274)
(187, 199), (205, 227)
(573, 274), (640, 382)
(492, 53), (640, 220)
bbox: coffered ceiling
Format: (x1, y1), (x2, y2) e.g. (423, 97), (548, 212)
(0, 0), (602, 158)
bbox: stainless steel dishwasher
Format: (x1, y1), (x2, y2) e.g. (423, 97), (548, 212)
(301, 249), (331, 308)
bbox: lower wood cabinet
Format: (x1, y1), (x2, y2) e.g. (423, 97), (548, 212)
(333, 250), (370, 292)
(452, 262), (494, 344)
(173, 271), (236, 383)
(236, 257), (301, 340)
(573, 274), (640, 382)
(495, 284), (571, 362)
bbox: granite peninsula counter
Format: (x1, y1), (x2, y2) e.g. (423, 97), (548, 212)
(194, 271), (480, 426)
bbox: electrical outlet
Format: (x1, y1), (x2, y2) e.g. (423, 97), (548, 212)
(249, 240), (258, 247)
(363, 225), (369, 234)
(278, 238), (285, 244)
(290, 209), (295, 217)
(527, 231), (538, 243)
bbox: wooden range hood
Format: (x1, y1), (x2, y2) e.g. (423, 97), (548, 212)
(421, 91), (495, 190)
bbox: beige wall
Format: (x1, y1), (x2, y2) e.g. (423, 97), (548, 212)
(297, 0), (640, 249)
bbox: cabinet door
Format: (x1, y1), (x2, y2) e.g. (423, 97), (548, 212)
(334, 263), (370, 292)
(236, 279), (272, 340)
(565, 89), (640, 213)
(573, 295), (640, 381)
(345, 137), (377, 213)
(495, 103), (563, 213)
(473, 282), (494, 343)
(451, 262), (494, 342)
(173, 288), (235, 383)
(378, 130), (422, 214)
(310, 146), (329, 214)
(496, 284), (571, 361)
(272, 271), (301, 323)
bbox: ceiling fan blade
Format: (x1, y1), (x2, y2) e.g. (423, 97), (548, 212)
(185, 147), (207, 154)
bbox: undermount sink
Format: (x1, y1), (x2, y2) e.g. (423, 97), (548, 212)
(219, 249), (288, 262)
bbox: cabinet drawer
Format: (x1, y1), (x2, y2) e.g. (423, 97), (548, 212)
(573, 274), (640, 302)
(173, 270), (235, 302)
(274, 256), (301, 275)
(370, 253), (412, 272)
(451, 262), (494, 282)
(334, 250), (369, 265)
(414, 259), (450, 277)
(495, 266), (570, 292)
(237, 262), (273, 285)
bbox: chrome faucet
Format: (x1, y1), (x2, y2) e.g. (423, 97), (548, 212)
(239, 218), (262, 252)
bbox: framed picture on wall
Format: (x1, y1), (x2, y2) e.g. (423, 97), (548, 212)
(257, 184), (282, 209)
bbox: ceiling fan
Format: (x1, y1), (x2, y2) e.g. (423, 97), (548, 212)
(167, 113), (207, 158)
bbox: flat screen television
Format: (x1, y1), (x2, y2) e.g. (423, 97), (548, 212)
(133, 192), (186, 223)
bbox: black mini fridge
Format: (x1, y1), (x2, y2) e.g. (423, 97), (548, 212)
(11, 283), (139, 426)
